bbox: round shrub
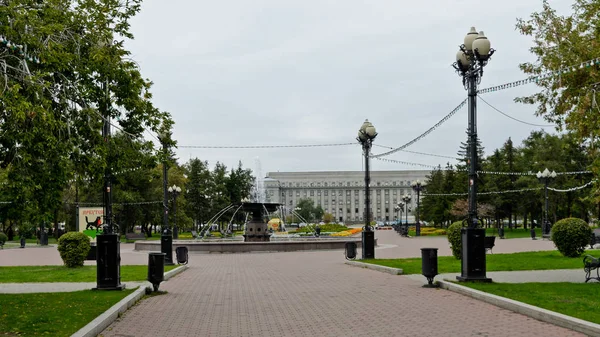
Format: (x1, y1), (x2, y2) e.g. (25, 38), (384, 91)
(551, 218), (591, 257)
(447, 221), (464, 260)
(0, 232), (7, 246)
(57, 232), (91, 267)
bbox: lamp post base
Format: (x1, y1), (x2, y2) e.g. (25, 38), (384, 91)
(161, 234), (174, 266)
(362, 230), (375, 259)
(457, 228), (492, 283)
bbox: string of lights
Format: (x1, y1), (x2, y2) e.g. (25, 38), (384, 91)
(179, 143), (356, 149)
(373, 144), (457, 160)
(478, 96), (555, 127)
(423, 187), (543, 197)
(66, 200), (162, 206)
(548, 180), (595, 192)
(478, 57), (600, 94)
(370, 99), (467, 159)
(376, 157), (592, 176)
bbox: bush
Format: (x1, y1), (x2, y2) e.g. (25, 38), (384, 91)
(57, 232), (91, 267)
(18, 222), (35, 239)
(551, 218), (592, 257)
(447, 221), (464, 260)
(0, 232), (7, 247)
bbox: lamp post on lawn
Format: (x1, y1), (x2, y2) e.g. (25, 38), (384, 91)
(411, 180), (426, 236)
(536, 168), (557, 239)
(395, 203), (404, 224)
(452, 26), (495, 282)
(169, 184), (182, 239)
(357, 119), (377, 259)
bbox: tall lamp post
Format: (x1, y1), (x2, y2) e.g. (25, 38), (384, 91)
(453, 27), (495, 282)
(395, 202), (404, 224)
(401, 194), (411, 225)
(159, 133), (174, 265)
(411, 180), (426, 236)
(169, 185), (182, 239)
(357, 119), (377, 259)
(536, 168), (557, 239)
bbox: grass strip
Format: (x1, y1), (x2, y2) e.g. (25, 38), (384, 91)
(0, 289), (134, 337)
(364, 250), (600, 275)
(0, 265), (178, 283)
(459, 282), (600, 324)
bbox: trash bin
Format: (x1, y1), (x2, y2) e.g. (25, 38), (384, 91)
(345, 242), (357, 260)
(20, 237), (26, 248)
(148, 252), (166, 292)
(315, 226), (321, 237)
(498, 227), (504, 239)
(421, 248), (439, 288)
(175, 246), (188, 265)
(86, 243), (97, 260)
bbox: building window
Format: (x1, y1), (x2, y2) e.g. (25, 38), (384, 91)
(355, 208), (359, 213)
(296, 192), (300, 197)
(281, 192), (285, 197)
(354, 190), (359, 196)
(310, 190), (314, 196)
(289, 191), (292, 196)
(324, 182), (328, 187)
(385, 207), (389, 213)
(346, 190), (351, 196)
(324, 190), (328, 196)
(332, 200), (336, 205)
(385, 189), (389, 195)
(338, 191), (342, 196)
(393, 190), (397, 195)
(317, 190), (321, 196)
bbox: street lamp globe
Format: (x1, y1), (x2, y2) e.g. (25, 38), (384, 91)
(473, 31), (491, 59)
(464, 26), (478, 51)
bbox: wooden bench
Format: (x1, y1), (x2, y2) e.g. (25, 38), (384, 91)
(484, 236), (496, 254)
(125, 233), (146, 241)
(583, 255), (600, 283)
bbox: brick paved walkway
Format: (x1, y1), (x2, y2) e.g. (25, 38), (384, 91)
(100, 244), (584, 336)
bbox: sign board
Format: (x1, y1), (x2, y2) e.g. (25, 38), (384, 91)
(78, 207), (104, 241)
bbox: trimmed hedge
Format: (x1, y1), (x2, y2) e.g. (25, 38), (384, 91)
(447, 221), (464, 260)
(57, 232), (91, 267)
(551, 218), (592, 257)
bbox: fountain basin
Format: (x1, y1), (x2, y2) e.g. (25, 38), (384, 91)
(134, 237), (377, 253)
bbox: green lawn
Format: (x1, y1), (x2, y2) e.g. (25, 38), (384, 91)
(0, 265), (178, 283)
(364, 250), (600, 275)
(0, 289), (134, 337)
(460, 282), (600, 324)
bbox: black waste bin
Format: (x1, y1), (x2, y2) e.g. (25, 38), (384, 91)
(315, 226), (321, 237)
(20, 237), (25, 248)
(40, 232), (48, 246)
(175, 246), (188, 265)
(498, 227), (505, 239)
(345, 242), (357, 260)
(148, 252), (166, 292)
(421, 248), (439, 287)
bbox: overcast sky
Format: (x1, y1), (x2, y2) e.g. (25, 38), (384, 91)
(125, 0), (572, 177)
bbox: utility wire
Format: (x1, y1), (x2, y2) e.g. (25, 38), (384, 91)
(373, 144), (456, 160)
(479, 96), (554, 127)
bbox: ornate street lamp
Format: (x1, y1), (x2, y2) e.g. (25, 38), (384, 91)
(159, 132), (174, 265)
(168, 184), (182, 239)
(394, 203), (404, 224)
(453, 27), (495, 282)
(536, 168), (557, 239)
(357, 119), (377, 259)
(401, 194), (411, 226)
(411, 180), (426, 236)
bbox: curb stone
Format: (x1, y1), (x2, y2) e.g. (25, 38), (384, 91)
(72, 265), (188, 337)
(437, 279), (600, 337)
(344, 260), (403, 275)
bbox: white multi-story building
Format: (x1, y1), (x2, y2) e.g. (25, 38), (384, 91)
(263, 170), (429, 224)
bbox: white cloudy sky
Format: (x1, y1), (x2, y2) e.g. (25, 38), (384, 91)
(125, 0), (572, 176)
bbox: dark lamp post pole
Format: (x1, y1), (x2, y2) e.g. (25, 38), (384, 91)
(169, 185), (182, 239)
(453, 27), (495, 282)
(402, 195), (411, 226)
(357, 119), (377, 259)
(159, 134), (174, 265)
(411, 180), (426, 236)
(536, 168), (556, 239)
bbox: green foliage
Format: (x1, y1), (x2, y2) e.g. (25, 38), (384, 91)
(57, 232), (91, 268)
(18, 222), (35, 239)
(0, 232), (7, 246)
(294, 223), (348, 233)
(322, 212), (334, 224)
(447, 221), (464, 260)
(551, 218), (592, 257)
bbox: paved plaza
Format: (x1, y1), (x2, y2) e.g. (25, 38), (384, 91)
(0, 230), (589, 336)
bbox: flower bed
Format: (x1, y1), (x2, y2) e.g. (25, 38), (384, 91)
(331, 228), (362, 237)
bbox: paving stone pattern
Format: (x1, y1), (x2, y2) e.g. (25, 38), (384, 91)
(101, 251), (584, 336)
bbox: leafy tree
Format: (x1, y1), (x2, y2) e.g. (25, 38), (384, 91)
(314, 205), (324, 222)
(184, 158), (212, 227)
(295, 198), (315, 223)
(323, 212), (334, 224)
(516, 0), (600, 200)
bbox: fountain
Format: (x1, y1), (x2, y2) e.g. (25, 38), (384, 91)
(241, 202), (280, 242)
